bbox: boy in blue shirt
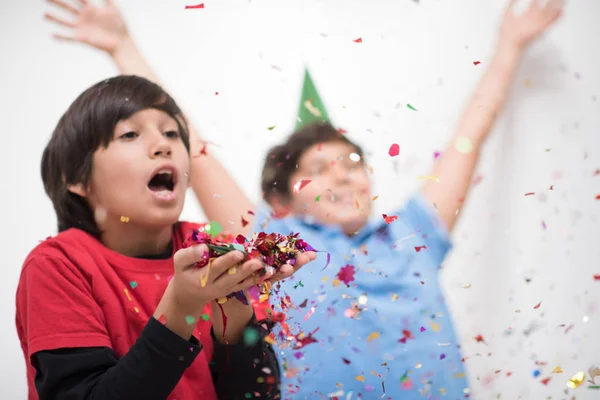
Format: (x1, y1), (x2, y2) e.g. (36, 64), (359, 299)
(44, 0), (562, 397)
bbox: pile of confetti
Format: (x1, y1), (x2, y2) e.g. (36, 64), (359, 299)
(183, 228), (317, 300)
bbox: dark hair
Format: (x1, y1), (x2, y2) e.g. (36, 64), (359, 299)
(261, 121), (364, 203)
(41, 75), (190, 238)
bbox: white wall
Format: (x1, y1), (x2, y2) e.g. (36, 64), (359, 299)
(1, 0), (598, 398)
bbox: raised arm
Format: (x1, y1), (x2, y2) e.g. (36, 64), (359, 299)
(45, 0), (255, 235)
(421, 0), (563, 232)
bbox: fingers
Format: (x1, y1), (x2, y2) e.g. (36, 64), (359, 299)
(214, 258), (264, 290)
(229, 265), (275, 293)
(173, 244), (209, 272)
(44, 12), (76, 29)
(208, 250), (246, 278)
(47, 0), (79, 15)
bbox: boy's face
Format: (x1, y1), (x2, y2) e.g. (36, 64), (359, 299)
(286, 141), (372, 234)
(80, 109), (189, 230)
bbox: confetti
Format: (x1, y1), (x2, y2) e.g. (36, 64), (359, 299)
(343, 357), (351, 364)
(268, 125), (276, 130)
(454, 137), (473, 153)
(525, 192), (535, 196)
(414, 245), (427, 252)
(129, 281), (137, 289)
(353, 38), (363, 43)
(552, 366), (563, 373)
(201, 313), (210, 321)
(440, 353), (446, 360)
(463, 283), (472, 289)
(473, 61), (481, 65)
(596, 194), (600, 200)
(303, 99), (322, 117)
(185, 3), (205, 9)
(293, 179), (312, 193)
(391, 294), (398, 301)
(407, 104), (417, 111)
(533, 302), (542, 309)
(382, 214), (398, 224)
(315, 195), (321, 202)
(336, 264), (356, 285)
(594, 275), (600, 281)
(157, 314), (167, 325)
(185, 315), (197, 325)
(367, 332), (380, 342)
(243, 327), (260, 346)
(533, 369), (541, 378)
(356, 374), (365, 382)
(120, 216), (130, 223)
(372, 195), (379, 201)
(294, 281), (304, 289)
(541, 377), (552, 385)
(474, 334), (485, 343)
(388, 144), (400, 157)
(417, 175), (440, 182)
(567, 372), (585, 389)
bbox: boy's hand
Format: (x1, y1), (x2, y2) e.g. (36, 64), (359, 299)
(269, 251), (317, 283)
(44, 0), (129, 56)
(154, 245), (265, 339)
(499, 0), (563, 49)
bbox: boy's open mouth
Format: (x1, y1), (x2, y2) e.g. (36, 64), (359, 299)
(148, 167), (177, 193)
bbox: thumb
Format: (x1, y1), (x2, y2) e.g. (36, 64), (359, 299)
(174, 244), (208, 272)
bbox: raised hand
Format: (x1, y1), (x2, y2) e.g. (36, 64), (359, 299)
(44, 0), (129, 55)
(500, 0), (563, 49)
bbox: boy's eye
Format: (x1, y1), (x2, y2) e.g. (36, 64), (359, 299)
(165, 130), (180, 138)
(119, 131), (138, 139)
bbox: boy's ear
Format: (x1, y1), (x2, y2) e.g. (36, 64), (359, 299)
(67, 183), (88, 198)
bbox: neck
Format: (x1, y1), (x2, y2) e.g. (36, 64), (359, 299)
(99, 218), (174, 257)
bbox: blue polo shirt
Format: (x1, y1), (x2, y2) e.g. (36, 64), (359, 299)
(253, 192), (468, 399)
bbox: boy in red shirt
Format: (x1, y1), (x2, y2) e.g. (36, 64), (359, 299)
(15, 75), (315, 400)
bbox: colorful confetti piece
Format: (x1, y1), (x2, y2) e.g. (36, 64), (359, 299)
(353, 38), (363, 43)
(185, 3), (205, 9)
(388, 143), (400, 157)
(552, 366), (563, 373)
(185, 315), (197, 325)
(120, 216), (130, 223)
(367, 332), (380, 342)
(129, 281), (137, 289)
(336, 264), (356, 285)
(293, 179), (312, 193)
(473, 61), (481, 65)
(567, 372), (585, 388)
(382, 214), (398, 224)
(454, 137), (473, 153)
(407, 104), (417, 111)
(533, 302), (542, 309)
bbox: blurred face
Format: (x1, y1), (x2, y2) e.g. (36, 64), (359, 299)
(286, 141), (372, 234)
(76, 109), (189, 233)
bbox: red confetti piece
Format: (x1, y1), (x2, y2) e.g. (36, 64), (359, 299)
(336, 264), (356, 285)
(388, 143), (400, 157)
(382, 214), (398, 224)
(525, 192), (535, 196)
(241, 216), (248, 227)
(342, 358), (351, 364)
(293, 179), (312, 193)
(474, 334), (485, 343)
(593, 275), (600, 281)
(337, 128), (347, 134)
(533, 302), (542, 309)
(185, 3), (205, 8)
(353, 38), (362, 43)
(473, 61), (481, 65)
(541, 377), (552, 385)
(247, 210), (255, 216)
(549, 185), (554, 190)
(414, 245), (427, 252)
(596, 194), (600, 200)
(215, 91), (219, 95)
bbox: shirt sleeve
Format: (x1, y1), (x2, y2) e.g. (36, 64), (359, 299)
(210, 316), (280, 400)
(387, 192), (453, 267)
(16, 256), (113, 357)
(32, 318), (203, 400)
